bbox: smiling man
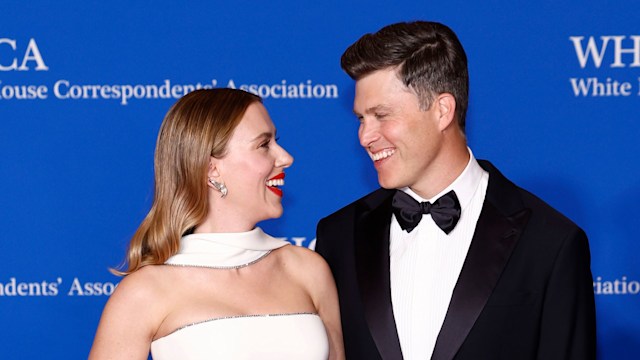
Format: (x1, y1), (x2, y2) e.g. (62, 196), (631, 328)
(316, 21), (596, 360)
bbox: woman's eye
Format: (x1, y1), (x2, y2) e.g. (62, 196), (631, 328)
(260, 136), (279, 149)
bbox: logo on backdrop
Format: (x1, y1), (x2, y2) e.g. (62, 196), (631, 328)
(569, 35), (640, 97)
(0, 277), (117, 297)
(0, 38), (338, 104)
(279, 236), (316, 250)
(593, 275), (640, 295)
(0, 38), (48, 71)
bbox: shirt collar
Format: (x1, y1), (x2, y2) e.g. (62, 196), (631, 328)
(402, 147), (487, 212)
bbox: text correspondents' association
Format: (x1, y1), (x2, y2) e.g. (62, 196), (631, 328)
(0, 78), (339, 105)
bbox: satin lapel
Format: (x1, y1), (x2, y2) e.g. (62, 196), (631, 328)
(355, 196), (404, 360)
(431, 201), (531, 360)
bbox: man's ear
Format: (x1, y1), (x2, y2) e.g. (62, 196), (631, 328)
(436, 93), (457, 131)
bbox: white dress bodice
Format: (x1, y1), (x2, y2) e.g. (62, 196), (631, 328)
(150, 227), (329, 359)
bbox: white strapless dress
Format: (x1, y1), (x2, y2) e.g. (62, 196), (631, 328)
(150, 227), (329, 360)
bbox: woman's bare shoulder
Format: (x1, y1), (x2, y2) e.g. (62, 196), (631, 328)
(275, 244), (328, 266)
(104, 265), (177, 316)
(89, 265), (177, 358)
(116, 265), (171, 294)
(274, 245), (334, 288)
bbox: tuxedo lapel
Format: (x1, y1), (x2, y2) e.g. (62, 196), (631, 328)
(431, 161), (531, 360)
(354, 192), (404, 360)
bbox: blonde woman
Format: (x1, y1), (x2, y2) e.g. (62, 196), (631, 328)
(89, 89), (344, 359)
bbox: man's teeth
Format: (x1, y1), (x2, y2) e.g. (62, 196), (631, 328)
(370, 149), (395, 161)
(266, 179), (284, 187)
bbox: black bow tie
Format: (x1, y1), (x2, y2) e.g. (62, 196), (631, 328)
(391, 190), (461, 234)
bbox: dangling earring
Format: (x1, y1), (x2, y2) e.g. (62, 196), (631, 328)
(208, 178), (228, 198)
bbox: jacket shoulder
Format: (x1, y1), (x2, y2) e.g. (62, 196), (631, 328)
(480, 159), (583, 233)
(517, 186), (584, 234)
(318, 188), (394, 225)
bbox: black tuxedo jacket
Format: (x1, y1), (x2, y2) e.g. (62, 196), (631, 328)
(316, 160), (596, 360)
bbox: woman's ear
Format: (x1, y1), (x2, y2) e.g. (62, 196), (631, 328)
(207, 157), (222, 187)
(207, 157), (228, 197)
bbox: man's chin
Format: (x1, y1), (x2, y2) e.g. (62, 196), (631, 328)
(377, 176), (403, 190)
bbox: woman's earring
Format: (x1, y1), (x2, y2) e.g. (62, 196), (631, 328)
(208, 178), (228, 198)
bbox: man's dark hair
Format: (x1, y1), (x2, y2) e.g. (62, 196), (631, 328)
(341, 21), (469, 133)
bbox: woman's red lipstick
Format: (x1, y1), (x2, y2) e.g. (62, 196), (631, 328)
(266, 173), (285, 197)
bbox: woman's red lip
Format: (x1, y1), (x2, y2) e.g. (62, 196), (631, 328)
(269, 173), (285, 180)
(268, 186), (283, 197)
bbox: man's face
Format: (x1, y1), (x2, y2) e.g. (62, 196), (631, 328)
(354, 68), (444, 194)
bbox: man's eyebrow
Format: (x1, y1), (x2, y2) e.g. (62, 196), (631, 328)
(354, 104), (392, 116)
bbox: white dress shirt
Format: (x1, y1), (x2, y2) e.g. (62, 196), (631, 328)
(390, 149), (489, 359)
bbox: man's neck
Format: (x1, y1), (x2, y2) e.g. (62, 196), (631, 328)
(409, 144), (470, 199)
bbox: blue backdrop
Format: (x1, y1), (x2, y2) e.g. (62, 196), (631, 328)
(1, 1), (638, 358)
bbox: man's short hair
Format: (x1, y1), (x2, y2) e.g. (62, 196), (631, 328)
(341, 21), (469, 133)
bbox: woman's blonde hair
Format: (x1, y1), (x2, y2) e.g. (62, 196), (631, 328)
(114, 88), (261, 275)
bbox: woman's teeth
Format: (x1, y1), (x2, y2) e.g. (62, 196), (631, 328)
(266, 179), (284, 187)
